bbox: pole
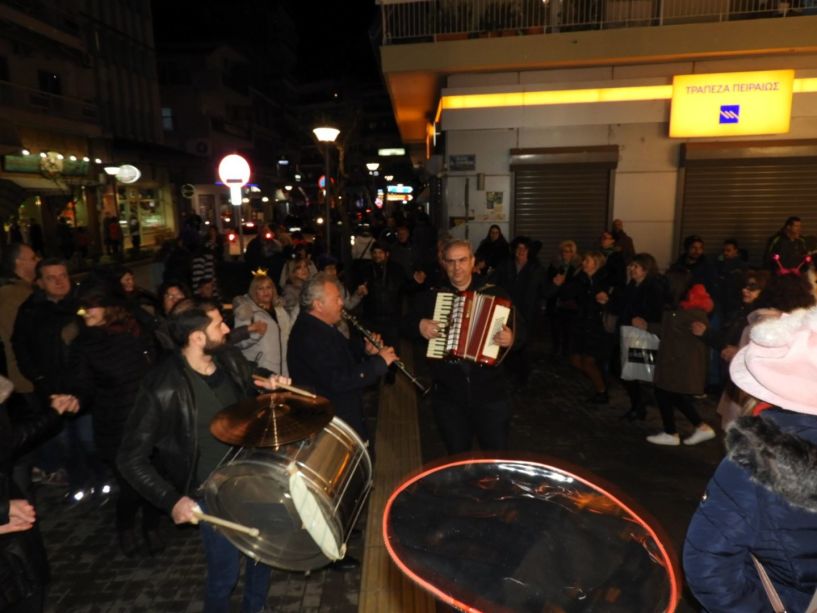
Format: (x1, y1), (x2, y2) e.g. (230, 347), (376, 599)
(238, 204), (245, 258)
(325, 143), (331, 256)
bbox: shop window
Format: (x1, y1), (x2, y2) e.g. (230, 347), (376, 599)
(117, 186), (166, 231)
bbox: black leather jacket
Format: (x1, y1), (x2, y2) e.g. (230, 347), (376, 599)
(0, 404), (61, 608)
(116, 347), (256, 514)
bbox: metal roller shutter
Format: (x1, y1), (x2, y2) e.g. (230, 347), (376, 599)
(512, 164), (612, 259)
(680, 142), (817, 267)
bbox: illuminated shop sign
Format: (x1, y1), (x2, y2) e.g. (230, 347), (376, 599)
(669, 70), (795, 138)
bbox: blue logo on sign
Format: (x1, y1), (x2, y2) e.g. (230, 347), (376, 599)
(720, 105), (740, 124)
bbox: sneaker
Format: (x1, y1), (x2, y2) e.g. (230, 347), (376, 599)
(683, 424), (716, 446)
(646, 432), (680, 446)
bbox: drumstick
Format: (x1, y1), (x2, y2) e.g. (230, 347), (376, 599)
(191, 509), (260, 538)
(252, 376), (317, 399)
(276, 382), (317, 399)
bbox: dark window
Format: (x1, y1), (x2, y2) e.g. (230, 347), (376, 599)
(38, 70), (61, 95)
(161, 107), (174, 131)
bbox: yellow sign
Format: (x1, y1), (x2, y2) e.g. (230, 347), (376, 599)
(669, 70), (794, 138)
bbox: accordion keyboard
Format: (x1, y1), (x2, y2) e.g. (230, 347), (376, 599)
(426, 292), (456, 359)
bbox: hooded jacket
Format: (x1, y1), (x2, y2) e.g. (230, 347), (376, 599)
(684, 408), (817, 612)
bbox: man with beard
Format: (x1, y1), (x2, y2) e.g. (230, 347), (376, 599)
(117, 299), (289, 611)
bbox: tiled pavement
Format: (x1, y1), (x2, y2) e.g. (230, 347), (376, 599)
(35, 344), (723, 611)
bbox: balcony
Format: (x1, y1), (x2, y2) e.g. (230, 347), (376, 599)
(0, 80), (99, 125)
(379, 0), (816, 44)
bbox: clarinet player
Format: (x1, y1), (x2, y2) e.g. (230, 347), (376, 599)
(287, 272), (399, 444)
(407, 239), (523, 455)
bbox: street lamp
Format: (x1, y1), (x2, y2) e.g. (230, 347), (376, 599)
(313, 126), (339, 254)
(103, 164), (141, 218)
(218, 153), (252, 257)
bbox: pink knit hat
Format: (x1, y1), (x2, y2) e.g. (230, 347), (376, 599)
(730, 307), (817, 415)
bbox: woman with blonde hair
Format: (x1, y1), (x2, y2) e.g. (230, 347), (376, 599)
(281, 258), (313, 316)
(232, 272), (293, 376)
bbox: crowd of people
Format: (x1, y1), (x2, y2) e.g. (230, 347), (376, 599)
(2, 209), (817, 610)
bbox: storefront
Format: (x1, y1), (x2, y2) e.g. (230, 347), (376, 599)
(438, 62), (817, 266)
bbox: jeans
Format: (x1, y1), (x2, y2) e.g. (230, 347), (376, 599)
(199, 501), (272, 613)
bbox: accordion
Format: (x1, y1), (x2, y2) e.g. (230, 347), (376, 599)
(426, 290), (512, 365)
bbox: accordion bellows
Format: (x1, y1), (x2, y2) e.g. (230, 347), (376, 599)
(427, 291), (512, 365)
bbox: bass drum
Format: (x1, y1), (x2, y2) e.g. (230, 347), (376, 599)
(201, 417), (372, 571)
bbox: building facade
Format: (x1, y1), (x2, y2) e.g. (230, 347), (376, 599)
(379, 1), (817, 267)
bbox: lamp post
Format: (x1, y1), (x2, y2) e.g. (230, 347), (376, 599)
(102, 164), (141, 253)
(313, 126), (339, 255)
(218, 154), (251, 257)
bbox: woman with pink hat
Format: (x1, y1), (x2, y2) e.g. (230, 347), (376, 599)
(684, 307), (817, 611)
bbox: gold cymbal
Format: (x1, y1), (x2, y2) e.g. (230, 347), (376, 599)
(210, 391), (334, 448)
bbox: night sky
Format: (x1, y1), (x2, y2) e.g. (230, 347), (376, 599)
(151, 0), (383, 85)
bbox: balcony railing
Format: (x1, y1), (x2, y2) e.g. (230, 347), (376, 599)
(379, 0), (816, 44)
(0, 80), (98, 124)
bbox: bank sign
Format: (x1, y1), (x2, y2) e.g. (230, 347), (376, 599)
(669, 70), (794, 138)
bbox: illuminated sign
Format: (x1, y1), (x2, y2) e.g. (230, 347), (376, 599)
(387, 184), (413, 194)
(669, 70), (794, 138)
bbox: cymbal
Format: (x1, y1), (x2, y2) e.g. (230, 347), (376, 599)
(210, 391), (333, 448)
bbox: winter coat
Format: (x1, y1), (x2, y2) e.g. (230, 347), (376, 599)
(232, 294), (292, 376)
(358, 259), (415, 323)
(493, 258), (548, 330)
(0, 278), (34, 393)
(0, 403), (61, 609)
(669, 254), (719, 298)
(66, 320), (156, 461)
(475, 237), (510, 271)
(684, 409), (817, 612)
(11, 290), (78, 402)
(613, 276), (666, 327)
(560, 268), (613, 359)
(287, 311), (387, 438)
(650, 306), (709, 395)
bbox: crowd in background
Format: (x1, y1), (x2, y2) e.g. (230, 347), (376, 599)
(2, 207), (817, 610)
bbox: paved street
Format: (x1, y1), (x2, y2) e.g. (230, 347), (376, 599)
(35, 339), (722, 611)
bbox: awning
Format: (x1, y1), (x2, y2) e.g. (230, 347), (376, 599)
(5, 175), (67, 194)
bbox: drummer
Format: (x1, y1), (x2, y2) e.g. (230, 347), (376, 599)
(117, 298), (290, 612)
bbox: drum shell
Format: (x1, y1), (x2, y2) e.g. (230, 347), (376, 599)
(202, 417), (371, 571)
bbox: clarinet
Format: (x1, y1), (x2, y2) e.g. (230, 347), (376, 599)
(341, 309), (431, 396)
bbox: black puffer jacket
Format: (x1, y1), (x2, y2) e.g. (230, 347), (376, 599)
(0, 404), (61, 609)
(66, 320), (156, 461)
(116, 347), (256, 513)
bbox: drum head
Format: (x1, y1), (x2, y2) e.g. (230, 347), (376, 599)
(202, 417), (373, 572)
(383, 459), (680, 612)
(202, 457), (340, 571)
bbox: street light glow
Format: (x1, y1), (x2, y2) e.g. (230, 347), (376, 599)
(104, 166), (120, 176)
(312, 126), (340, 143)
(366, 162), (380, 171)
